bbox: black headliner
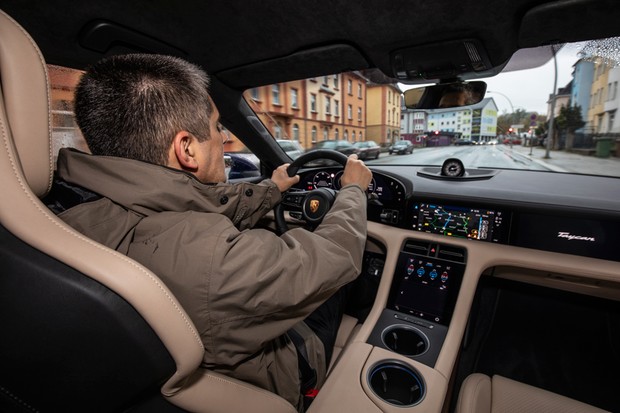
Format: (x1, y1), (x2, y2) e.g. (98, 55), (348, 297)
(2, 0), (620, 90)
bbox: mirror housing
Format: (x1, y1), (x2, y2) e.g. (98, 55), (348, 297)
(404, 81), (487, 109)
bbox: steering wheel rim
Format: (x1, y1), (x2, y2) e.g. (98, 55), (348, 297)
(275, 149), (349, 234)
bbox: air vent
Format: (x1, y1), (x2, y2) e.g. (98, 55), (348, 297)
(403, 239), (431, 255)
(436, 245), (466, 263)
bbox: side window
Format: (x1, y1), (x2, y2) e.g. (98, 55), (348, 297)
(48, 65), (89, 164)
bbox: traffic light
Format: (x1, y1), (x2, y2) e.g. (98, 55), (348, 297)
(508, 128), (513, 133)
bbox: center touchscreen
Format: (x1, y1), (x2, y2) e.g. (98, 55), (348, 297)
(387, 251), (464, 326)
(412, 202), (508, 243)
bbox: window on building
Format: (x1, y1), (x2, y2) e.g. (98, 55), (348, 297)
(348, 79), (352, 95)
(344, 130), (349, 140)
(311, 126), (317, 142)
(323, 76), (329, 85)
(326, 96), (331, 114)
(250, 88), (259, 100)
(334, 100), (339, 117)
(310, 94), (317, 112)
(388, 91), (391, 103)
(293, 124), (299, 140)
(272, 84), (280, 105)
(291, 88), (298, 108)
(274, 123), (282, 139)
(357, 83), (362, 98)
(335, 129), (339, 139)
(333, 75), (339, 89)
(323, 127), (329, 140)
(609, 110), (616, 131)
(348, 104), (352, 120)
(357, 107), (362, 121)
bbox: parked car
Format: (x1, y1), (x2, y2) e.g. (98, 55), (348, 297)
(311, 139), (358, 156)
(353, 140), (381, 160)
(388, 140), (414, 154)
(2, 1), (620, 413)
(276, 139), (304, 160)
(224, 152), (260, 179)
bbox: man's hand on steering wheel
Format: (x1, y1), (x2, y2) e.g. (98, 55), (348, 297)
(274, 150), (372, 234)
(340, 154), (373, 191)
(271, 163), (300, 192)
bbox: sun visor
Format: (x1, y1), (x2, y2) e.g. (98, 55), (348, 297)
(519, 0), (620, 47)
(215, 44), (369, 90)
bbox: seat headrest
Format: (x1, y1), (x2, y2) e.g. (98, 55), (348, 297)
(0, 9), (52, 198)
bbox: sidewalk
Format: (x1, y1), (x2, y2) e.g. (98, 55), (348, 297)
(509, 144), (620, 177)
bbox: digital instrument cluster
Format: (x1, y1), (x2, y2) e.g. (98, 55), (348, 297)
(297, 168), (405, 203)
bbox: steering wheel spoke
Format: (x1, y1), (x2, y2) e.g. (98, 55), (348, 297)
(280, 190), (308, 211)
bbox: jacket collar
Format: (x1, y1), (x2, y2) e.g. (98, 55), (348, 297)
(55, 148), (279, 222)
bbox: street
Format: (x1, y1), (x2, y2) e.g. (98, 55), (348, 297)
(367, 144), (620, 177)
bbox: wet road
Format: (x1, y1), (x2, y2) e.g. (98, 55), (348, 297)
(368, 144), (548, 171)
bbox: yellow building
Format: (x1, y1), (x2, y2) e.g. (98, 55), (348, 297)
(366, 83), (402, 146)
(588, 61), (610, 133)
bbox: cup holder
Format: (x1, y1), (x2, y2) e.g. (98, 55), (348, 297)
(382, 325), (429, 357)
(368, 361), (425, 406)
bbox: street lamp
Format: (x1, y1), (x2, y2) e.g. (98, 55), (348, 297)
(487, 90), (515, 113)
(544, 44), (560, 159)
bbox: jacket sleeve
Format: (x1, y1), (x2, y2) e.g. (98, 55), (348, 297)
(210, 179), (282, 230)
(207, 184), (367, 360)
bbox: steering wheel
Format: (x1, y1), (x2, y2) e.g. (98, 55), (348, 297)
(274, 149), (349, 234)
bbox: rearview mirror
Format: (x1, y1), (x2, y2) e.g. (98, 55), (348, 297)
(404, 81), (486, 109)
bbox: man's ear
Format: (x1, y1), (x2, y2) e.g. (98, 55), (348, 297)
(171, 131), (199, 171)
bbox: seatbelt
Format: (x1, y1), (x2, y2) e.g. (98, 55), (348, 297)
(287, 328), (318, 410)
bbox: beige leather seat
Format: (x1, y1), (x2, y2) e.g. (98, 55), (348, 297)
(0, 8), (307, 413)
(456, 373), (610, 413)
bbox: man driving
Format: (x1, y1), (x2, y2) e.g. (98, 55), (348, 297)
(48, 53), (372, 412)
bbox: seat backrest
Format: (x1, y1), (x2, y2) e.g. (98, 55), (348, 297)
(0, 9), (297, 413)
(0, 8), (205, 411)
(456, 374), (610, 413)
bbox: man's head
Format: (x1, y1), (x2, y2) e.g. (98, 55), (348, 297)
(437, 82), (481, 109)
(75, 53), (228, 182)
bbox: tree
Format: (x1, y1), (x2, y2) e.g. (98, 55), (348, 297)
(555, 104), (585, 150)
(497, 109), (544, 137)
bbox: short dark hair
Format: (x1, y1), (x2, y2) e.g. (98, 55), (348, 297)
(75, 54), (212, 165)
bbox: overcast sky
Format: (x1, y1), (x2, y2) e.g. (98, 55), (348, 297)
(480, 46), (580, 115)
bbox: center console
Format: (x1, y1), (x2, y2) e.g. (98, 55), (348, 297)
(368, 239), (466, 369)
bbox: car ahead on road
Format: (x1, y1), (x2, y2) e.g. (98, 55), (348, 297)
(353, 140), (381, 160)
(2, 2), (620, 413)
(455, 138), (475, 145)
(388, 140), (414, 154)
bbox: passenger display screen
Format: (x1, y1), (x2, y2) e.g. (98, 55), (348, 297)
(412, 202), (508, 243)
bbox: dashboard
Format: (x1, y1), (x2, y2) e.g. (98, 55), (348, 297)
(293, 165), (620, 263)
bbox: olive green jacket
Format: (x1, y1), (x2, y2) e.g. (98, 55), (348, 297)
(54, 148), (367, 410)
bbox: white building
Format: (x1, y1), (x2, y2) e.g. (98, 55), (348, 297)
(426, 98), (498, 142)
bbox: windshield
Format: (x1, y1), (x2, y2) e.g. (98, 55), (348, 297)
(238, 39), (620, 178)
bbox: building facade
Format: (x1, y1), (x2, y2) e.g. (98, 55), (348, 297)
(244, 72), (373, 150)
(366, 83), (402, 146)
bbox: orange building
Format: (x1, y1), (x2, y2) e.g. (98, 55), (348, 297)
(243, 71), (371, 150)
